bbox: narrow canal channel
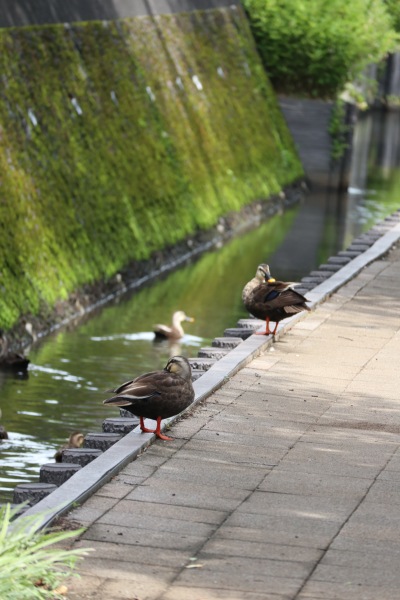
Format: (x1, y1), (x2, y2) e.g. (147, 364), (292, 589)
(1, 108), (400, 503)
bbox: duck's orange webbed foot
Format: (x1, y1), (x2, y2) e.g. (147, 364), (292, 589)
(139, 416), (156, 434)
(255, 318), (273, 336)
(155, 416), (173, 441)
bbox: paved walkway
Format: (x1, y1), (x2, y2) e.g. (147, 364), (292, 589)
(65, 244), (400, 600)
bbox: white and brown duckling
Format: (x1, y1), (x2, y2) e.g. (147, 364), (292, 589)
(153, 311), (194, 341)
(0, 409), (8, 440)
(103, 356), (195, 441)
(242, 264), (310, 335)
(54, 431), (84, 462)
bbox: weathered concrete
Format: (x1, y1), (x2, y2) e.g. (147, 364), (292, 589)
(58, 241), (400, 599)
(0, 0), (241, 28)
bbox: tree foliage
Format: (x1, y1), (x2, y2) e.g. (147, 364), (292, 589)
(243, 0), (399, 97)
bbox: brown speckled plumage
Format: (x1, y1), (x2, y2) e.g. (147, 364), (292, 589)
(103, 356), (195, 440)
(242, 264), (310, 335)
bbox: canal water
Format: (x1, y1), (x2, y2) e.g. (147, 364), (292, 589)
(1, 109), (400, 503)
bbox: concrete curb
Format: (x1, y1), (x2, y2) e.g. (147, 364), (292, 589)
(18, 219), (400, 530)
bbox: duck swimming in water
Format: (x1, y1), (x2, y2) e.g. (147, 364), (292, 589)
(54, 431), (85, 462)
(0, 332), (30, 371)
(242, 264), (310, 336)
(103, 356), (195, 441)
(153, 311), (194, 341)
(0, 409), (8, 440)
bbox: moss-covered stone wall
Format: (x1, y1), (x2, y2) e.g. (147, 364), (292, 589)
(0, 6), (302, 330)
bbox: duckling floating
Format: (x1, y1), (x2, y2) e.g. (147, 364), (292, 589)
(0, 332), (30, 371)
(153, 311), (194, 341)
(103, 356), (195, 441)
(0, 409), (8, 440)
(54, 431), (84, 462)
(243, 264), (310, 336)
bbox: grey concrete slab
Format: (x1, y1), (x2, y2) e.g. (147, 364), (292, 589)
(73, 538), (190, 568)
(82, 522), (206, 552)
(257, 470), (372, 497)
(298, 581), (399, 600)
(162, 588), (288, 600)
(236, 491), (358, 520)
(148, 457), (268, 490)
(100, 498), (225, 525)
(173, 557), (305, 595)
(201, 538), (322, 563)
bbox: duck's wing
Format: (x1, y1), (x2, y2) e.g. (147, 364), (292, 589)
(104, 379), (162, 407)
(265, 286), (310, 312)
(153, 324), (173, 336)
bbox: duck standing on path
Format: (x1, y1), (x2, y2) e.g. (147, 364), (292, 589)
(103, 356), (195, 441)
(153, 311), (195, 341)
(242, 264), (310, 336)
(54, 432), (84, 462)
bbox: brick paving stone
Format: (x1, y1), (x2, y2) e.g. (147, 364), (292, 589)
(82, 522), (206, 552)
(126, 477), (250, 505)
(173, 557), (304, 595)
(73, 539), (190, 568)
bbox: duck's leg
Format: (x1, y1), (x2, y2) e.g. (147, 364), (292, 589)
(139, 416), (156, 434)
(271, 321), (279, 335)
(155, 416), (174, 441)
(255, 317), (273, 336)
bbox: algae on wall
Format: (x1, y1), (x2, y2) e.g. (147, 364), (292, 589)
(0, 6), (303, 329)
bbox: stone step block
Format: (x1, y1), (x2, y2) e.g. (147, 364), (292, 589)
(189, 357), (216, 371)
(102, 417), (139, 435)
(347, 243), (370, 252)
(318, 263), (342, 272)
(191, 370), (204, 381)
(236, 318), (264, 329)
(212, 337), (243, 349)
(84, 432), (123, 451)
(13, 482), (57, 506)
(198, 347), (229, 360)
(62, 447), (103, 467)
(223, 328), (254, 340)
(309, 271), (333, 279)
(338, 250), (362, 258)
(327, 256), (351, 265)
(39, 463), (81, 486)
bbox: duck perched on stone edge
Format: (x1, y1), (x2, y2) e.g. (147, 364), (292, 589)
(103, 356), (195, 441)
(242, 263), (310, 335)
(153, 311), (195, 341)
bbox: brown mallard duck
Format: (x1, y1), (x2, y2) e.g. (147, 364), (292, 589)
(153, 311), (195, 340)
(0, 332), (30, 371)
(103, 356), (195, 441)
(242, 264), (310, 336)
(0, 409), (8, 440)
(54, 431), (84, 462)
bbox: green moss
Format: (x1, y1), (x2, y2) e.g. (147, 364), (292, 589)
(0, 7), (302, 329)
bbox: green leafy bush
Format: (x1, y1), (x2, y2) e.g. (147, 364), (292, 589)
(385, 0), (400, 32)
(0, 504), (90, 599)
(243, 0), (398, 97)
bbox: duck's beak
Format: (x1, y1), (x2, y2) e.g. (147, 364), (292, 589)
(185, 316), (195, 323)
(267, 278), (276, 283)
